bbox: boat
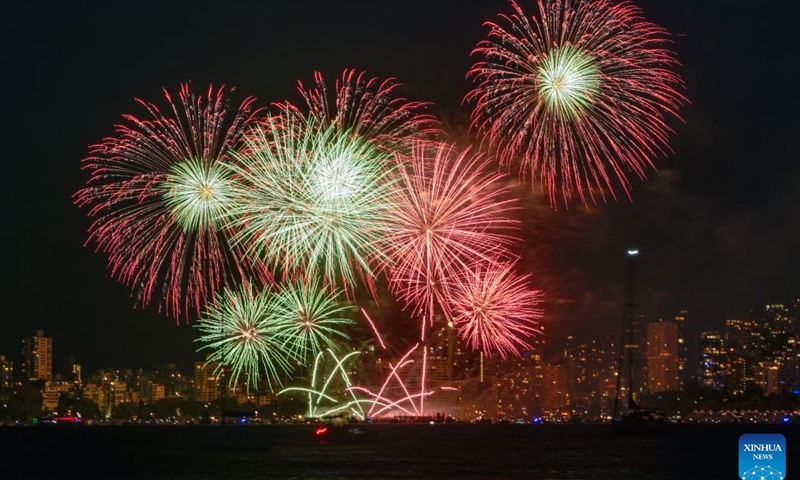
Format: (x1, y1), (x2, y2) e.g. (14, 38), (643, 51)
(612, 398), (666, 436)
(611, 250), (667, 436)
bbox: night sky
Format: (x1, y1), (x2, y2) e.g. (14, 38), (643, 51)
(4, 0), (798, 374)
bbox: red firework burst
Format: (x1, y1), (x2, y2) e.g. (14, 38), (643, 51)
(384, 142), (519, 330)
(74, 83), (268, 320)
(451, 260), (543, 358)
(467, 0), (686, 207)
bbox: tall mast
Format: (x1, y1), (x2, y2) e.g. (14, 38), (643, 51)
(624, 250), (639, 410)
(613, 249), (639, 419)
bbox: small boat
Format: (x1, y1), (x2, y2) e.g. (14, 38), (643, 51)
(612, 400), (666, 436)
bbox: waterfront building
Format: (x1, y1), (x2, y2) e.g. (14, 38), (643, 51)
(21, 329), (53, 383)
(645, 320), (679, 393)
(754, 361), (780, 395)
(541, 363), (567, 416)
(82, 382), (105, 412)
(42, 381), (72, 412)
(194, 360), (222, 403)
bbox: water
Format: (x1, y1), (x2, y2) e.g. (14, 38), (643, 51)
(1, 423), (798, 479)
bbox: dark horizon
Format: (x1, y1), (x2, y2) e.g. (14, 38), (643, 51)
(3, 0), (799, 373)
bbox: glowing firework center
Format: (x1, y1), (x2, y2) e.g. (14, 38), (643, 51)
(537, 45), (601, 119)
(311, 151), (364, 208)
(164, 159), (233, 231)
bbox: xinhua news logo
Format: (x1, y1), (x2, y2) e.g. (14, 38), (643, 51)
(739, 433), (786, 480)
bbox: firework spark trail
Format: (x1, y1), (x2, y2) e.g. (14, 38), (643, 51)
(346, 386), (416, 416)
(369, 391), (435, 418)
(467, 0), (686, 207)
(280, 349), (369, 419)
(280, 344), (443, 419)
(451, 260), (544, 358)
(225, 111), (395, 297)
(384, 141), (518, 412)
(361, 308), (387, 350)
(367, 344), (423, 417)
(313, 351), (364, 417)
(75, 83), (268, 320)
(279, 349), (418, 419)
(282, 69), (440, 155)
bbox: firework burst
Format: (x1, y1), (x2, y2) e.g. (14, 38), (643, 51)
(225, 111), (395, 295)
(467, 0), (686, 206)
(284, 69), (439, 154)
(270, 277), (355, 360)
(451, 260), (543, 358)
(385, 142), (518, 328)
(74, 83), (266, 320)
(195, 283), (295, 392)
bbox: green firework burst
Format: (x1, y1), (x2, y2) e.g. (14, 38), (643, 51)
(195, 284), (294, 392)
(225, 112), (395, 293)
(270, 277), (355, 360)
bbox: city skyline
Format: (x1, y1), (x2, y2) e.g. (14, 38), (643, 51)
(2, 294), (796, 423)
(3, 294), (796, 385)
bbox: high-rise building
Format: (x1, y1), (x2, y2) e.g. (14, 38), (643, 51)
(426, 323), (458, 386)
(723, 318), (752, 395)
(645, 321), (679, 393)
(21, 329), (53, 383)
(779, 336), (800, 394)
(563, 336), (613, 414)
(673, 310), (689, 390)
(541, 363), (567, 416)
(484, 349), (538, 419)
(620, 313), (646, 403)
(698, 331), (727, 390)
(194, 361), (222, 403)
(0, 355), (13, 389)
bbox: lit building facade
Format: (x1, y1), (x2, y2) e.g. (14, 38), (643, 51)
(645, 321), (679, 393)
(0, 355), (13, 389)
(698, 331), (727, 390)
(194, 361), (222, 403)
(541, 363), (567, 416)
(673, 310), (689, 390)
(21, 329), (53, 383)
